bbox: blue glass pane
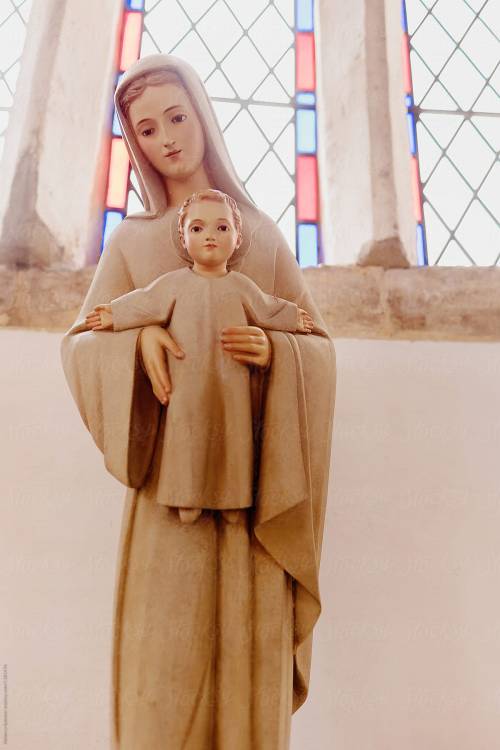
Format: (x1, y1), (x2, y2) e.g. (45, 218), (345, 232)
(296, 91), (316, 106)
(296, 0), (314, 31)
(401, 0), (408, 32)
(112, 108), (122, 136)
(297, 223), (318, 267)
(416, 223), (427, 265)
(126, 0), (144, 9)
(296, 109), (316, 154)
(102, 211), (124, 252)
(406, 111), (416, 155)
(405, 93), (413, 108)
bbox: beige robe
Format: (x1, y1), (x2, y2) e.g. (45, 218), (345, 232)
(109, 266), (303, 511)
(60, 53), (336, 750)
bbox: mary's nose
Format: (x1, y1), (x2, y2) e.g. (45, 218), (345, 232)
(160, 128), (175, 149)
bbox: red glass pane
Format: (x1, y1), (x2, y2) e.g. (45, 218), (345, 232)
(120, 11), (142, 71)
(296, 32), (316, 91)
(410, 156), (423, 222)
(106, 138), (130, 209)
(297, 155), (318, 221)
(401, 33), (412, 94)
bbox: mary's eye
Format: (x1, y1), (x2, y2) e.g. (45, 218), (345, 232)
(141, 127), (154, 137)
(172, 113), (187, 124)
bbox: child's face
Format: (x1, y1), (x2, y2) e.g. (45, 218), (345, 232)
(181, 200), (240, 269)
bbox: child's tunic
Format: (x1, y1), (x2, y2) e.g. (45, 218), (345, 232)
(110, 266), (300, 511)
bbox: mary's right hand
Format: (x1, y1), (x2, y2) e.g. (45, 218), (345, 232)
(138, 325), (185, 405)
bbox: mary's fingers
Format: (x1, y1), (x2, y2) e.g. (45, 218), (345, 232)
(160, 329), (185, 358)
(223, 341), (261, 355)
(150, 352), (172, 397)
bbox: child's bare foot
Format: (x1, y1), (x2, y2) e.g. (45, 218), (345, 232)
(178, 507), (202, 524)
(221, 509), (243, 524)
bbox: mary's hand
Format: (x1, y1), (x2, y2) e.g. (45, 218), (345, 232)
(138, 325), (185, 405)
(220, 326), (271, 369)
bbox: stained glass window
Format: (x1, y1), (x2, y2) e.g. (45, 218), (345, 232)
(0, 0), (32, 163)
(102, 0), (322, 266)
(401, 0), (499, 266)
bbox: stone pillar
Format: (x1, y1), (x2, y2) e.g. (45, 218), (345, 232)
(0, 0), (123, 270)
(315, 0), (416, 267)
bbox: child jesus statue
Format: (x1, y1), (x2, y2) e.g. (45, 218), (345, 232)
(84, 189), (315, 525)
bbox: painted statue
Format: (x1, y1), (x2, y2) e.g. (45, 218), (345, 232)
(60, 53), (336, 749)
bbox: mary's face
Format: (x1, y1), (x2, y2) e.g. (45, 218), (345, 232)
(128, 82), (206, 181)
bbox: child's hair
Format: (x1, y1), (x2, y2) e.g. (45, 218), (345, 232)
(177, 189), (243, 250)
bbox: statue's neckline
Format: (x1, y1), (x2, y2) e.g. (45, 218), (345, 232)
(188, 267), (232, 280)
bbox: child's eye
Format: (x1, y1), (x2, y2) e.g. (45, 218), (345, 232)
(218, 224), (229, 231)
(190, 226), (202, 232)
(172, 113), (187, 124)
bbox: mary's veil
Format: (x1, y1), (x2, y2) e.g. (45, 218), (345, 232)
(114, 53), (258, 219)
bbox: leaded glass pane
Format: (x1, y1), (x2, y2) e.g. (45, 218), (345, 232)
(405, 0), (500, 266)
(0, 0), (32, 162)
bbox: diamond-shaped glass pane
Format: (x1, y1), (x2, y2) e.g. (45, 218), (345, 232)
(196, 2), (243, 62)
(424, 158), (473, 229)
(144, 0), (191, 52)
(436, 239), (474, 266)
(248, 6), (294, 67)
(446, 121), (496, 189)
(171, 30), (216, 79)
(223, 109), (269, 180)
(221, 36), (269, 99)
(455, 200), (500, 265)
(461, 19), (499, 78)
(411, 15), (456, 75)
(439, 50), (487, 110)
(432, 0), (475, 42)
(246, 151), (294, 220)
(419, 113), (463, 149)
(248, 104), (293, 142)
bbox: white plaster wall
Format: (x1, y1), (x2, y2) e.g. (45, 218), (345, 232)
(1, 328), (500, 749)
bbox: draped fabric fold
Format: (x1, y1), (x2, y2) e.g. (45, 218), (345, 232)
(60, 234), (161, 489)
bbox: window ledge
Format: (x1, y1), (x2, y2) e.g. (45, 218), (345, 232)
(1, 264), (499, 341)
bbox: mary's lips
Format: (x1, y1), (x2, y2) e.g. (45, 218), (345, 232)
(165, 149), (181, 158)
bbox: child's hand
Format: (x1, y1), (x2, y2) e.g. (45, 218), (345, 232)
(297, 307), (314, 333)
(85, 304), (114, 331)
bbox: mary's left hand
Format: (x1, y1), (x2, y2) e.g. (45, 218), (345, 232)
(220, 326), (271, 369)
